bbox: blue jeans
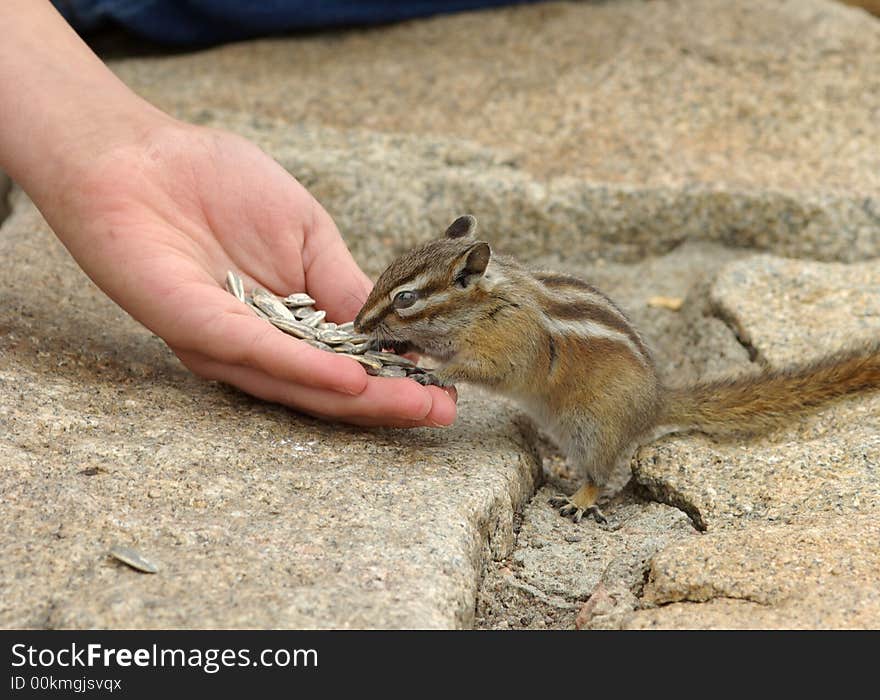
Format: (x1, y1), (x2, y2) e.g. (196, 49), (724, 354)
(53, 1), (546, 44)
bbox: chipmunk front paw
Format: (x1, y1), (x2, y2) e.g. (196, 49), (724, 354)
(428, 369), (458, 389)
(409, 371), (445, 387)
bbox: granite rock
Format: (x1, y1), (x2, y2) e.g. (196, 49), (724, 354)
(625, 253), (880, 627)
(475, 485), (697, 630)
(634, 255), (880, 532)
(104, 0), (880, 264)
(630, 516), (880, 629)
(109, 0), (880, 190)
(709, 255), (880, 367)
(183, 116), (880, 271)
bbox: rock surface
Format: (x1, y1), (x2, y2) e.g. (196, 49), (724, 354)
(624, 254), (880, 628)
(634, 516), (880, 628)
(3, 0), (880, 629)
(709, 256), (880, 367)
(107, 0), (880, 264)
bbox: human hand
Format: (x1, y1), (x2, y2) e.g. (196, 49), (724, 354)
(44, 120), (458, 427)
(0, 1), (456, 427)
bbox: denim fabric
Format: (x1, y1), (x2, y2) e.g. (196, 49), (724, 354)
(52, 0), (545, 44)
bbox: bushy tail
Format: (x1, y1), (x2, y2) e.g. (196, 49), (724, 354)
(659, 343), (880, 435)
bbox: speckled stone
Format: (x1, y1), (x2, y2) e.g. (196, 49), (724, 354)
(101, 0), (880, 263)
(202, 116), (880, 269)
(628, 587), (880, 629)
(0, 193), (541, 628)
(709, 255), (880, 367)
(477, 486), (697, 629)
(625, 252), (880, 628)
(629, 516), (880, 628)
(633, 254), (880, 532)
(635, 399), (880, 533)
(109, 0), (880, 190)
(511, 490), (694, 601)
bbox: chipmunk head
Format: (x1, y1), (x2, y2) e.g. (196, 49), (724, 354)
(354, 215), (491, 361)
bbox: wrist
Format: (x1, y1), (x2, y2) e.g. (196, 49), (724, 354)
(28, 100), (178, 213)
(0, 1), (175, 210)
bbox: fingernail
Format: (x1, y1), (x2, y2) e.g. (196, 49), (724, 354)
(443, 386), (458, 404)
(337, 369), (368, 395)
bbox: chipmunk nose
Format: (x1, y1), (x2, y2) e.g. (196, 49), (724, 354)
(353, 309), (372, 334)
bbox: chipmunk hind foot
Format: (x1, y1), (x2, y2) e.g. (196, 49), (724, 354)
(549, 483), (607, 525)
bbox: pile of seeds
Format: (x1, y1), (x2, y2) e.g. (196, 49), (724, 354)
(225, 271), (440, 385)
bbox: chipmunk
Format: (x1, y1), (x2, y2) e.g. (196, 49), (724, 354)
(354, 215), (880, 524)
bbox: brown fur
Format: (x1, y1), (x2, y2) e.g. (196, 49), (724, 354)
(661, 342), (880, 434)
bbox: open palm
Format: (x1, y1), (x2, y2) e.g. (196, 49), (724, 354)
(46, 121), (456, 427)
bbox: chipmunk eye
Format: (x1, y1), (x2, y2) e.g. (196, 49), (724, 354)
(393, 290), (419, 309)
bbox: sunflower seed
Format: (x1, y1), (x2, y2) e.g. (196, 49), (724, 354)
(247, 301), (271, 321)
(365, 351), (415, 368)
(224, 271), (439, 385)
(305, 339), (334, 351)
(268, 317), (318, 339)
(342, 353), (384, 371)
(300, 310), (326, 328)
(316, 329), (354, 344)
(410, 372), (445, 386)
(377, 366), (408, 378)
(225, 271), (246, 303)
(293, 306), (316, 320)
(282, 293), (316, 308)
(252, 287), (296, 321)
(387, 354), (416, 367)
(109, 546), (158, 574)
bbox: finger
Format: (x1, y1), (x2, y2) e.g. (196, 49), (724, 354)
(300, 202), (374, 322)
(177, 351), (457, 427)
(194, 358), (453, 426)
(421, 385), (457, 426)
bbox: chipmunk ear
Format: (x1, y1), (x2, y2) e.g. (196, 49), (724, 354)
(453, 241), (491, 288)
(445, 215), (477, 239)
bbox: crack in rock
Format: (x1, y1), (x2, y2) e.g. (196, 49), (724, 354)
(651, 593), (771, 608)
(708, 297), (762, 364)
(631, 460), (707, 532)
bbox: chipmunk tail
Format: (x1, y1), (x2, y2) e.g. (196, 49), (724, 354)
(658, 342), (880, 435)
